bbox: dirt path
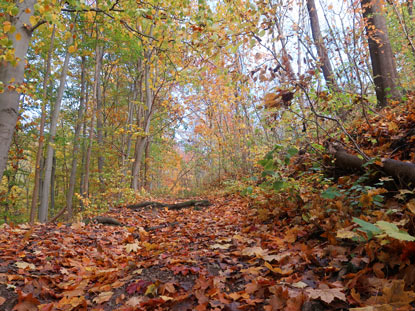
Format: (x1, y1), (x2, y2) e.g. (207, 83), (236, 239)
(1, 195), (357, 310)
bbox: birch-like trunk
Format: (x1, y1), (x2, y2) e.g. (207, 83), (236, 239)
(38, 35), (73, 222)
(30, 25), (56, 223)
(0, 0), (36, 179)
(95, 46), (105, 189)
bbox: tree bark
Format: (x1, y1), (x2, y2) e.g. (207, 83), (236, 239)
(126, 200), (212, 210)
(306, 0), (337, 89)
(66, 56), (86, 220)
(95, 46), (105, 190)
(30, 25), (56, 223)
(38, 34), (73, 222)
(327, 145), (415, 189)
(0, 0), (36, 179)
(131, 52), (154, 190)
(361, 0), (401, 107)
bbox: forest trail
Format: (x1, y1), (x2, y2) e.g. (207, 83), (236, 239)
(1, 195), (414, 311)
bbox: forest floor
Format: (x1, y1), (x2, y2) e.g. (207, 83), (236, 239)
(0, 194), (414, 311)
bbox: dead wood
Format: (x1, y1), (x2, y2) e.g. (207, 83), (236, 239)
(327, 143), (415, 188)
(125, 199), (212, 211)
(146, 221), (180, 231)
(90, 216), (123, 226)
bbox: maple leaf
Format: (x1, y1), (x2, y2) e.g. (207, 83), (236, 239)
(242, 246), (268, 257)
(12, 291), (40, 311)
(125, 241), (141, 253)
(15, 262), (36, 270)
(210, 243), (232, 249)
(126, 296), (143, 307)
(362, 279), (415, 307)
(306, 287), (346, 304)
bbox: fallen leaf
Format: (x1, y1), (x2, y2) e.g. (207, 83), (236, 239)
(210, 243), (232, 249)
(126, 241), (141, 253)
(292, 281), (308, 289)
(92, 291), (113, 304)
(12, 291), (40, 311)
(242, 246), (268, 257)
(126, 296), (143, 307)
(15, 262), (35, 270)
(306, 287), (346, 304)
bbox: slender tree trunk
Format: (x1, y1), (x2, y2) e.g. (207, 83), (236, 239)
(83, 103), (95, 199)
(131, 53), (154, 190)
(144, 138), (151, 191)
(30, 25), (56, 223)
(306, 0), (337, 89)
(80, 82), (89, 203)
(0, 1), (36, 179)
(50, 153), (56, 212)
(38, 35), (73, 223)
(95, 46), (105, 189)
(66, 57), (86, 220)
(361, 0), (401, 107)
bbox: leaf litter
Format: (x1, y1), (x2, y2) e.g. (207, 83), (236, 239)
(0, 195), (415, 310)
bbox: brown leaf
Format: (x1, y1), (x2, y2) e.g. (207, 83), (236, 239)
(12, 291), (40, 311)
(306, 287), (346, 304)
(92, 291), (113, 304)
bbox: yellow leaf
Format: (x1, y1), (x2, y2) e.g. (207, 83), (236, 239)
(25, 8), (31, 14)
(29, 15), (37, 26)
(15, 33), (21, 41)
(3, 21), (11, 33)
(68, 45), (76, 53)
(337, 228), (359, 239)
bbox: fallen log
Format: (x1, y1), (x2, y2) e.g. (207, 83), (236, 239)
(84, 216), (123, 226)
(328, 143), (415, 188)
(126, 199), (212, 211)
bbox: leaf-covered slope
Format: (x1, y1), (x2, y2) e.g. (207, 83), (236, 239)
(1, 195), (415, 310)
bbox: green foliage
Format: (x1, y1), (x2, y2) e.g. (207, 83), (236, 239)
(353, 217), (415, 242)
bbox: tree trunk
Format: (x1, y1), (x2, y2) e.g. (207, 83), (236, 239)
(66, 56), (86, 220)
(83, 100), (95, 199)
(131, 53), (154, 191)
(306, 0), (337, 89)
(95, 46), (105, 190)
(50, 153), (56, 212)
(30, 25), (56, 223)
(144, 138), (151, 191)
(0, 0), (36, 179)
(38, 35), (73, 222)
(361, 0), (401, 107)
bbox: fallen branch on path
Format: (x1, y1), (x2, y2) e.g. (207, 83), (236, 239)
(85, 216), (123, 226)
(126, 199), (212, 211)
